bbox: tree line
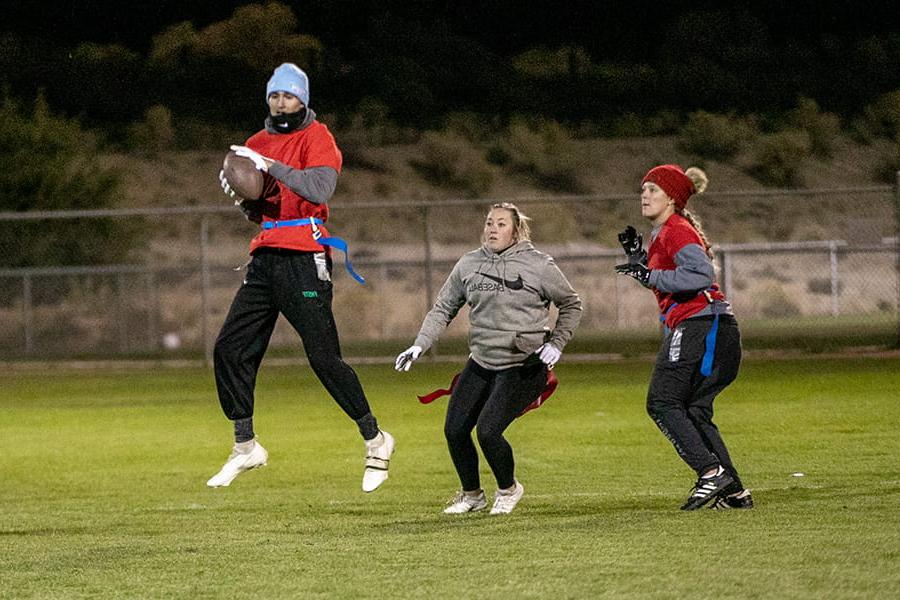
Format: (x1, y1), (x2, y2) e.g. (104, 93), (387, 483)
(2, 1), (899, 141)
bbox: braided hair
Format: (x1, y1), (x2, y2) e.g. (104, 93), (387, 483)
(677, 167), (713, 259)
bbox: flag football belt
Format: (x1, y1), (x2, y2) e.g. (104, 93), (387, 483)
(661, 289), (719, 377)
(417, 369), (559, 418)
(261, 218), (365, 284)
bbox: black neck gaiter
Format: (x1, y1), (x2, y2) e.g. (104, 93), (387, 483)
(269, 108), (308, 133)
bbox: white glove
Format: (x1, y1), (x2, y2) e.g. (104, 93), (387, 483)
(537, 343), (562, 369)
(230, 144), (271, 172)
(218, 169), (236, 199)
(395, 345), (423, 372)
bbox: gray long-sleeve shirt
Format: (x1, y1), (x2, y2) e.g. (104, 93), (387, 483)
(646, 219), (733, 321)
(413, 240), (582, 369)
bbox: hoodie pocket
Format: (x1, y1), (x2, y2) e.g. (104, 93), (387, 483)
(514, 330), (549, 354)
(469, 328), (515, 361)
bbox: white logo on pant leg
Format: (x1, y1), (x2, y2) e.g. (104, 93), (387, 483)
(314, 251), (331, 282)
(668, 327), (683, 362)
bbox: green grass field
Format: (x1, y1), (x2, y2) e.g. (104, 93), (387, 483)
(3, 357), (899, 599)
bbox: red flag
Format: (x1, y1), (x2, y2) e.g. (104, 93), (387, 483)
(519, 369), (558, 415)
(417, 373), (461, 404)
(417, 369), (559, 417)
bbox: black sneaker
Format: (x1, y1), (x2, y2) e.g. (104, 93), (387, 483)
(680, 467), (735, 511)
(710, 489), (754, 510)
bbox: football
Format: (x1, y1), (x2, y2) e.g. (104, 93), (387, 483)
(222, 151), (264, 200)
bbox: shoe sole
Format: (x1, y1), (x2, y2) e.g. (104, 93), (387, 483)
(362, 470), (389, 493)
(443, 504), (487, 514)
(710, 501), (753, 510)
(710, 494), (754, 510)
(207, 461), (267, 488)
(490, 507), (518, 515)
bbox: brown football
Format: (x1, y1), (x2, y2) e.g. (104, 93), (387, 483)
(222, 151), (264, 200)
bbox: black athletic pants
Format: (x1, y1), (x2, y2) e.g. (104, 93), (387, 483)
(444, 358), (548, 491)
(646, 314), (743, 487)
(213, 248), (375, 434)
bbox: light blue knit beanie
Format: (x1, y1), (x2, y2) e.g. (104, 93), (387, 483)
(265, 63), (309, 105)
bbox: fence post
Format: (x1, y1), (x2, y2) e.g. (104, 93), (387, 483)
(379, 263), (388, 341)
(614, 268), (623, 329)
(895, 172), (900, 348)
(828, 241), (840, 317)
(200, 216), (212, 367)
(422, 205), (436, 359)
(116, 272), (128, 351)
(146, 271), (158, 352)
(23, 273), (33, 354)
(720, 249), (733, 304)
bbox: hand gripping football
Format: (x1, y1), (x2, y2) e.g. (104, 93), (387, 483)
(222, 151), (264, 200)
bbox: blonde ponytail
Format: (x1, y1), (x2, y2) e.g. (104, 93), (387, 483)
(677, 167), (712, 258)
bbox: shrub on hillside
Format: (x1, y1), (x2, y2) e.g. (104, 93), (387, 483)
(409, 130), (494, 197)
(873, 136), (900, 183)
(0, 95), (142, 300)
(441, 112), (501, 143)
(677, 111), (756, 161)
(150, 2), (321, 73)
(334, 97), (410, 170)
(610, 110), (682, 137)
(173, 120), (246, 150)
(758, 284), (802, 318)
(127, 104), (176, 155)
(862, 89), (900, 140)
(747, 129), (811, 187)
(495, 120), (586, 193)
(787, 97), (841, 158)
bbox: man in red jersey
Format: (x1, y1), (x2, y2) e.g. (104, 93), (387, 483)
(208, 63), (393, 493)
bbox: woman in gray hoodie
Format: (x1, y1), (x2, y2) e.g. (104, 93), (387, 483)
(395, 203), (582, 515)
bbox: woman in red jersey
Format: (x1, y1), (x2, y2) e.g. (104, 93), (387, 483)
(615, 164), (752, 511)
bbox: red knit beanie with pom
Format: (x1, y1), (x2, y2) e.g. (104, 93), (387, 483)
(642, 164), (695, 209)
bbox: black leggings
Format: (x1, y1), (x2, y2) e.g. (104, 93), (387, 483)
(444, 358), (548, 491)
(213, 249), (375, 434)
(646, 314), (743, 486)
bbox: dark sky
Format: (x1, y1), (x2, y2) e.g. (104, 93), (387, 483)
(3, 0), (898, 59)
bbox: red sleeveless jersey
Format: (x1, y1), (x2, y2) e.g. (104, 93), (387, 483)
(244, 121), (342, 254)
(648, 214), (726, 329)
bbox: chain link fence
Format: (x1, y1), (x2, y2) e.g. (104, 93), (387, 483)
(1, 183), (898, 363)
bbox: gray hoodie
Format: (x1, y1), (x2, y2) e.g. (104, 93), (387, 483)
(413, 240), (582, 369)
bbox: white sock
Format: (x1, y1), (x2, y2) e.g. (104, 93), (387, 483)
(365, 431), (384, 449)
(234, 439), (255, 453)
(701, 466), (724, 479)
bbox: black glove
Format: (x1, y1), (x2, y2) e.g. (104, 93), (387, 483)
(237, 199), (263, 224)
(615, 261), (652, 287)
(618, 225), (648, 265)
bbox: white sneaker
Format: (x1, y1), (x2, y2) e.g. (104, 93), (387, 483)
(490, 481), (524, 515)
(443, 490), (488, 514)
(206, 439), (268, 487)
(362, 430), (394, 492)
